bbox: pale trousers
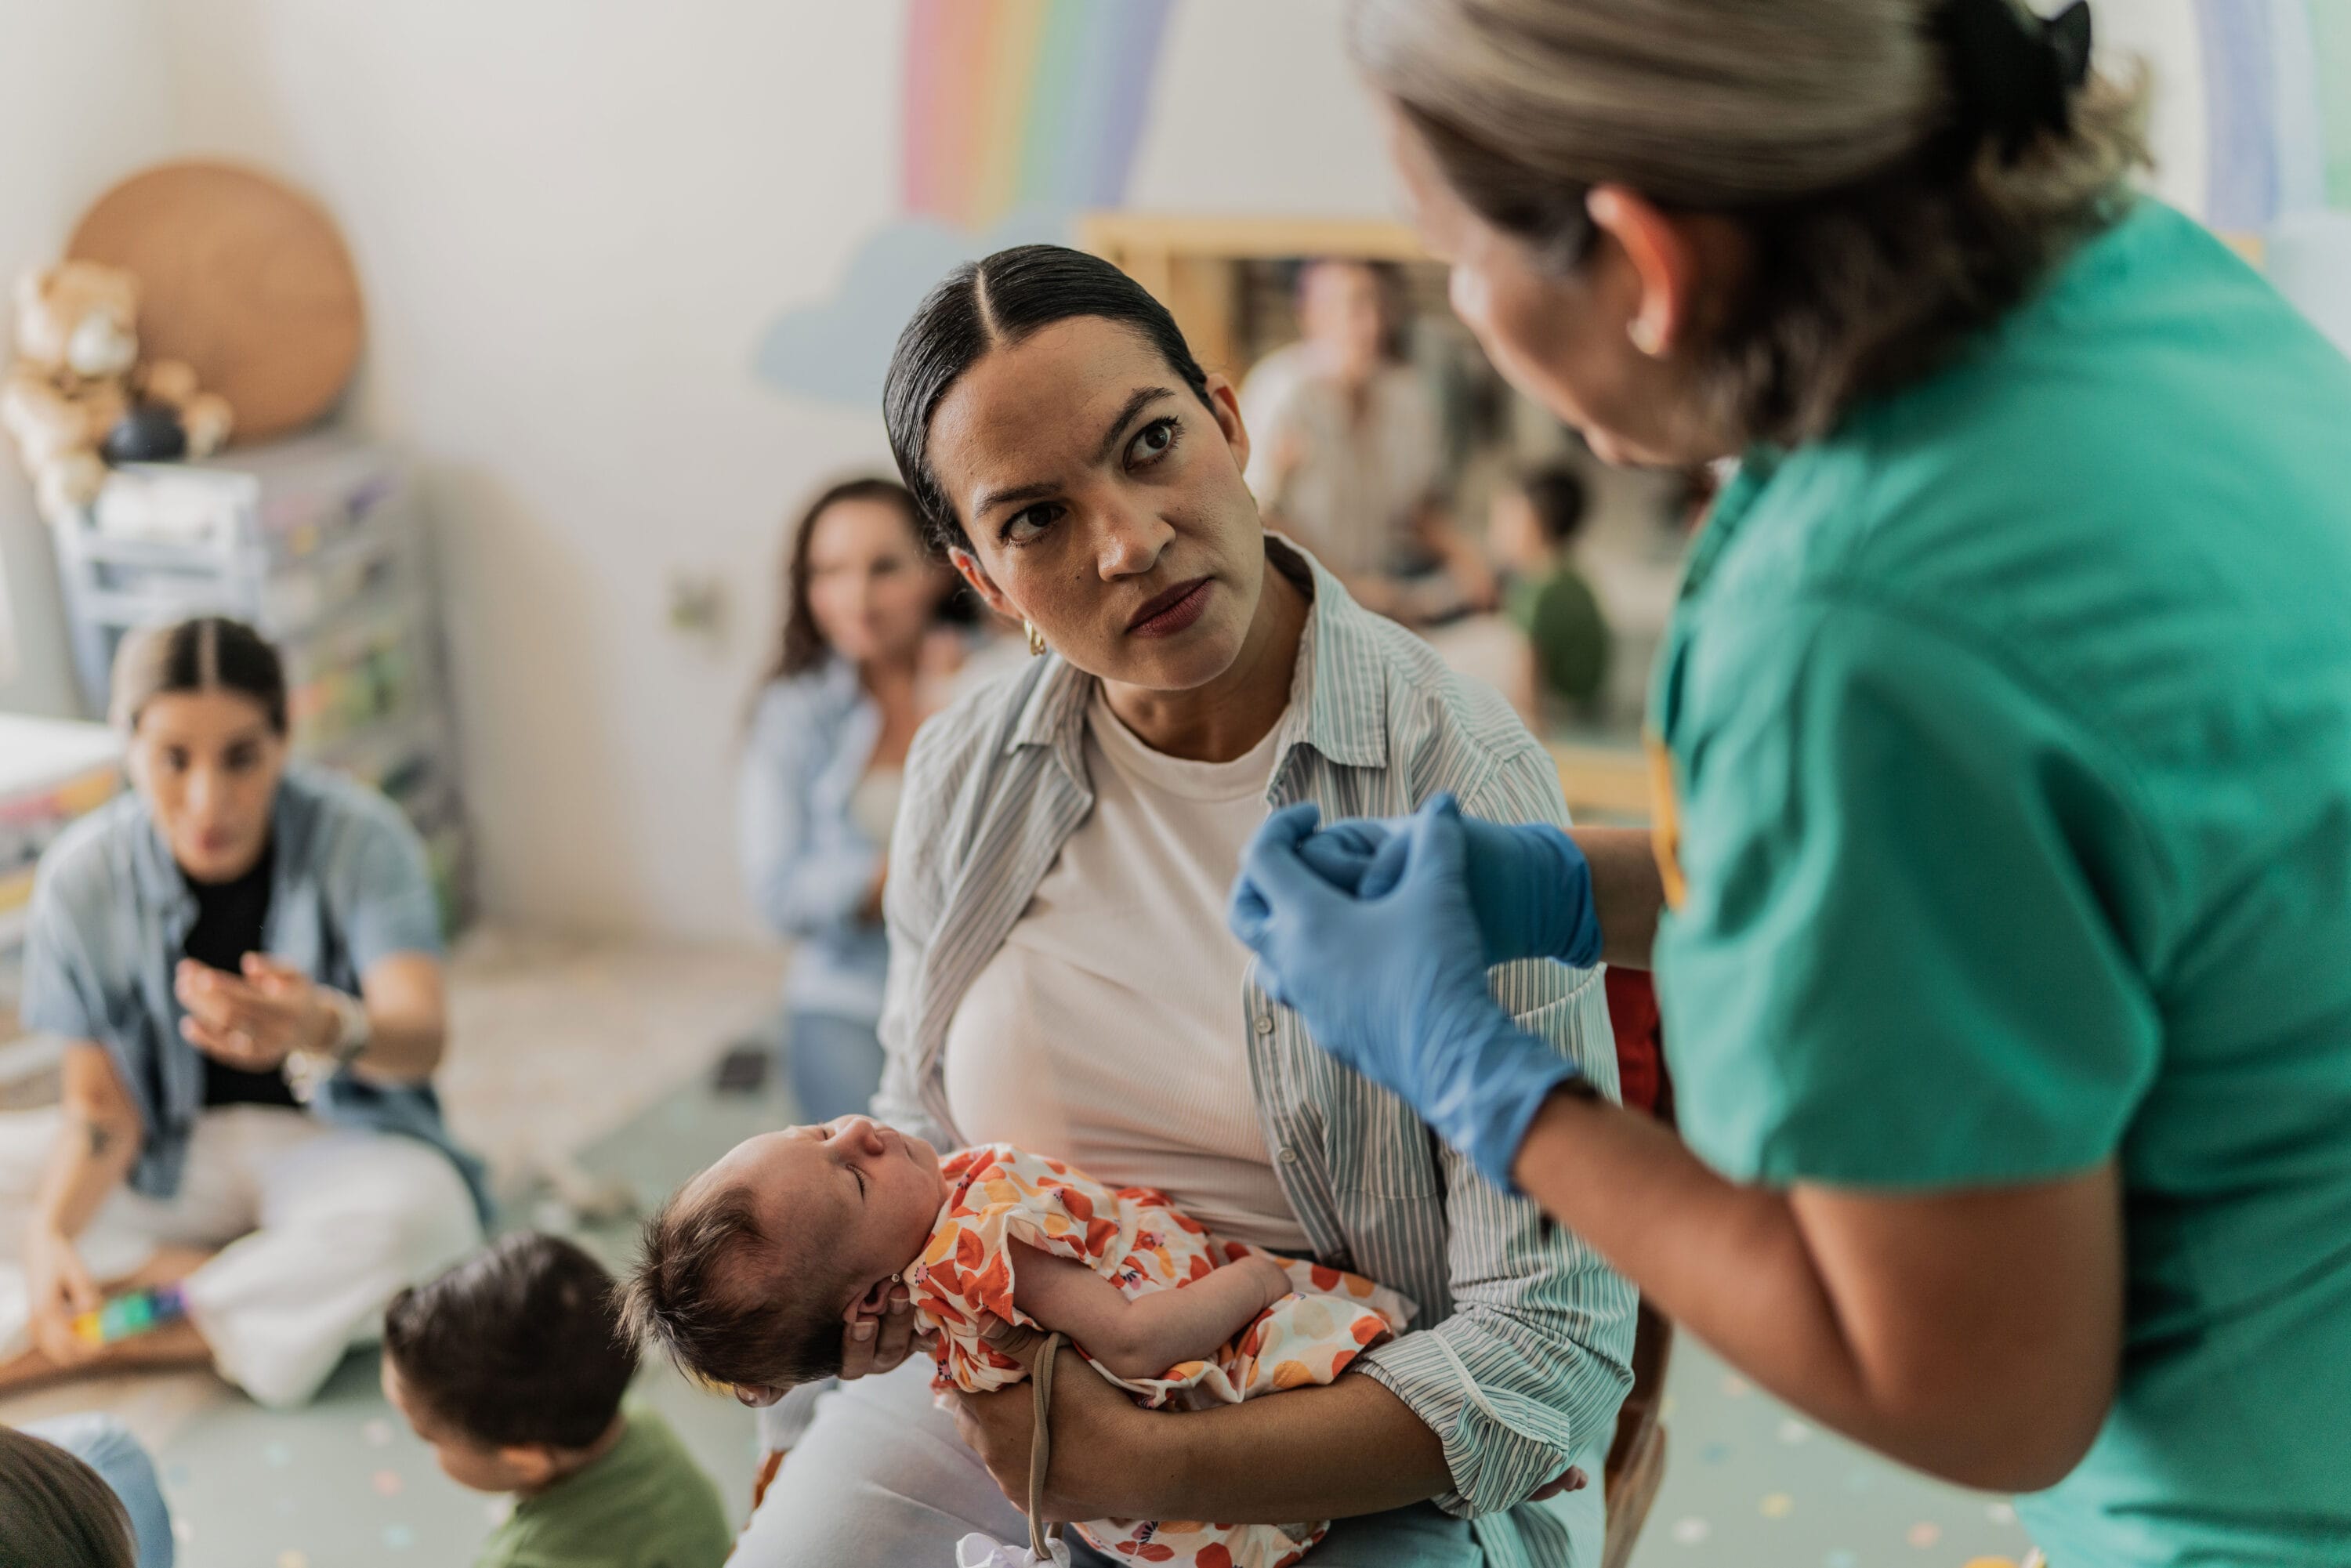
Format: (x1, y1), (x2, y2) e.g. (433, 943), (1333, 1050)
(732, 1357), (1492, 1566)
(0, 1103), (480, 1408)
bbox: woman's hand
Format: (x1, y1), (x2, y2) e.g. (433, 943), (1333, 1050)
(948, 1316), (1165, 1523)
(1230, 796), (1583, 1190)
(24, 1225), (103, 1367)
(174, 955), (334, 1070)
(837, 1277), (925, 1382)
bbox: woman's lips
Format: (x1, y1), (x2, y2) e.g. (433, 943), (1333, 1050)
(1128, 578), (1214, 638)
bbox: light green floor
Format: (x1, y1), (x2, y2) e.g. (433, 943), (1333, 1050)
(151, 1076), (785, 1566)
(143, 1071), (2041, 1568)
(1627, 1344), (2038, 1568)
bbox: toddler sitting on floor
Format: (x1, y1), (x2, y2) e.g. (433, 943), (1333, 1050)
(621, 1116), (1414, 1568)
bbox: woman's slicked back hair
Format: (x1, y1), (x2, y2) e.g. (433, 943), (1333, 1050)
(882, 244), (1213, 552)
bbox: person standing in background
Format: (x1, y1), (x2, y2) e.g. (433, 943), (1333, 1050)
(1491, 464), (1609, 712)
(739, 477), (968, 1124)
(1241, 259), (1492, 621)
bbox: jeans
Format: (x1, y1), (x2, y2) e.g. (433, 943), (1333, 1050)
(26, 1414), (175, 1568)
(784, 1009), (886, 1124)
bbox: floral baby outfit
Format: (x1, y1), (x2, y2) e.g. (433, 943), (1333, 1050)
(907, 1144), (1415, 1568)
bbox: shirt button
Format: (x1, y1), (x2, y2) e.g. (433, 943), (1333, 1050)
(1255, 1015), (1275, 1036)
(1278, 1146), (1299, 1164)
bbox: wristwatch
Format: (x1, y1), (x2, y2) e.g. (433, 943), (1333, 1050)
(314, 988), (371, 1069)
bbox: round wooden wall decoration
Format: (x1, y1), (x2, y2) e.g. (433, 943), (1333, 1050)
(67, 161), (364, 444)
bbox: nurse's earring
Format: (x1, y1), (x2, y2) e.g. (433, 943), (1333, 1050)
(1025, 621), (1047, 657)
(1628, 317), (1666, 357)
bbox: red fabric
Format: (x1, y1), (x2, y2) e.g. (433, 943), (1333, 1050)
(1606, 969), (1665, 1117)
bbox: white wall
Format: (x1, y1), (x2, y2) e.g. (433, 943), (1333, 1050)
(138, 0), (1384, 940)
(5, 2), (2269, 940)
(0, 0), (181, 714)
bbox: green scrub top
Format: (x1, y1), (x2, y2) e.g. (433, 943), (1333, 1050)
(1650, 198), (2351, 1566)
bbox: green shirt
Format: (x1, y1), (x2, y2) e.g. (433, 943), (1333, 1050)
(1506, 567), (1610, 707)
(476, 1410), (733, 1568)
(1651, 199), (2351, 1566)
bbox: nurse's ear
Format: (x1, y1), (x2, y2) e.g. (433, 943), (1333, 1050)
(1585, 186), (1742, 360)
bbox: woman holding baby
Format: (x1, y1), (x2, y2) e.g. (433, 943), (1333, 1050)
(723, 245), (1633, 1566)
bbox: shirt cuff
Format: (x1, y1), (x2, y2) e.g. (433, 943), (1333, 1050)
(1353, 1324), (1578, 1517)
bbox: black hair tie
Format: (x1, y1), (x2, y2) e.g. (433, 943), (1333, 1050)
(1929, 0), (2095, 169)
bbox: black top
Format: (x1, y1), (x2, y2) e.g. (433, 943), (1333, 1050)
(183, 842), (302, 1110)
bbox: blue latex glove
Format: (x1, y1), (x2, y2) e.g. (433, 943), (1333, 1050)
(1295, 808), (1600, 971)
(1230, 795), (1583, 1192)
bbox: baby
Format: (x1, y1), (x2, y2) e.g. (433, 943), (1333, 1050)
(621, 1116), (1414, 1568)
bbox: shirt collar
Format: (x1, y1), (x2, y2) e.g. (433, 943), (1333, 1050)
(1001, 534), (1389, 774)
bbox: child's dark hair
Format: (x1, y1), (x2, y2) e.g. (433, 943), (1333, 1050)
(382, 1233), (636, 1451)
(0, 1428), (134, 1568)
(618, 1179), (847, 1392)
(1517, 463), (1589, 547)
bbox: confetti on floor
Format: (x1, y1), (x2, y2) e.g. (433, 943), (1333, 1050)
(1631, 1338), (2036, 1566)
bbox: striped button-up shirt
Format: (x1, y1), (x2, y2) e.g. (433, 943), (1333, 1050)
(875, 541), (1636, 1565)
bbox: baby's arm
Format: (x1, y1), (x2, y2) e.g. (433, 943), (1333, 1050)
(1009, 1244), (1291, 1381)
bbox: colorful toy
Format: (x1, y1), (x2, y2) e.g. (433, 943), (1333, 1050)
(0, 261), (232, 523)
(71, 1284), (187, 1347)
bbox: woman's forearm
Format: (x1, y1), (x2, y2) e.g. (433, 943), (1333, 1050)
(1145, 1373), (1451, 1522)
(34, 1103), (139, 1239)
(1511, 1091), (2118, 1490)
(349, 955), (447, 1083)
(1569, 827), (1662, 969)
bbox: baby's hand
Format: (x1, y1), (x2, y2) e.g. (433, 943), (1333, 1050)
(1242, 1255), (1294, 1312)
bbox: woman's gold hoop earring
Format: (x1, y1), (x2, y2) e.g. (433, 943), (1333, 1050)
(1026, 621), (1047, 657)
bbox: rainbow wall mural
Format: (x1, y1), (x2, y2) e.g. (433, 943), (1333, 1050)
(901, 0), (1172, 230)
(758, 0), (1174, 407)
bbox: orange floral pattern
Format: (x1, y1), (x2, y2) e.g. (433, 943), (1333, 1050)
(907, 1144), (1415, 1568)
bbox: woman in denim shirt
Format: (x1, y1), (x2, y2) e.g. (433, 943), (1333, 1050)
(0, 617), (484, 1408)
(739, 477), (969, 1121)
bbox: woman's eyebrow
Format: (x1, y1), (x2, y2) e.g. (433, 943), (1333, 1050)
(1090, 386), (1176, 464)
(969, 386), (1179, 523)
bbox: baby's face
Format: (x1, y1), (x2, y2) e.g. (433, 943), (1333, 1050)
(705, 1116), (946, 1316)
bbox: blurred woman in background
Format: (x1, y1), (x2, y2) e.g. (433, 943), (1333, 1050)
(740, 477), (969, 1124)
(0, 616), (484, 1410)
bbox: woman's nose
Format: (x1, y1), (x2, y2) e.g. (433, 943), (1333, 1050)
(1094, 506), (1172, 579)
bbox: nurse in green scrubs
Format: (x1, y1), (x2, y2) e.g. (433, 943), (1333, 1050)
(1230, 2), (2351, 1563)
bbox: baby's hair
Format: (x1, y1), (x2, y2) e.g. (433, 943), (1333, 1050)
(618, 1178), (848, 1392)
(382, 1232), (636, 1451)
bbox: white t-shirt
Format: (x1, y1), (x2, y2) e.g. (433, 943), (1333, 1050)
(943, 688), (1311, 1253)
